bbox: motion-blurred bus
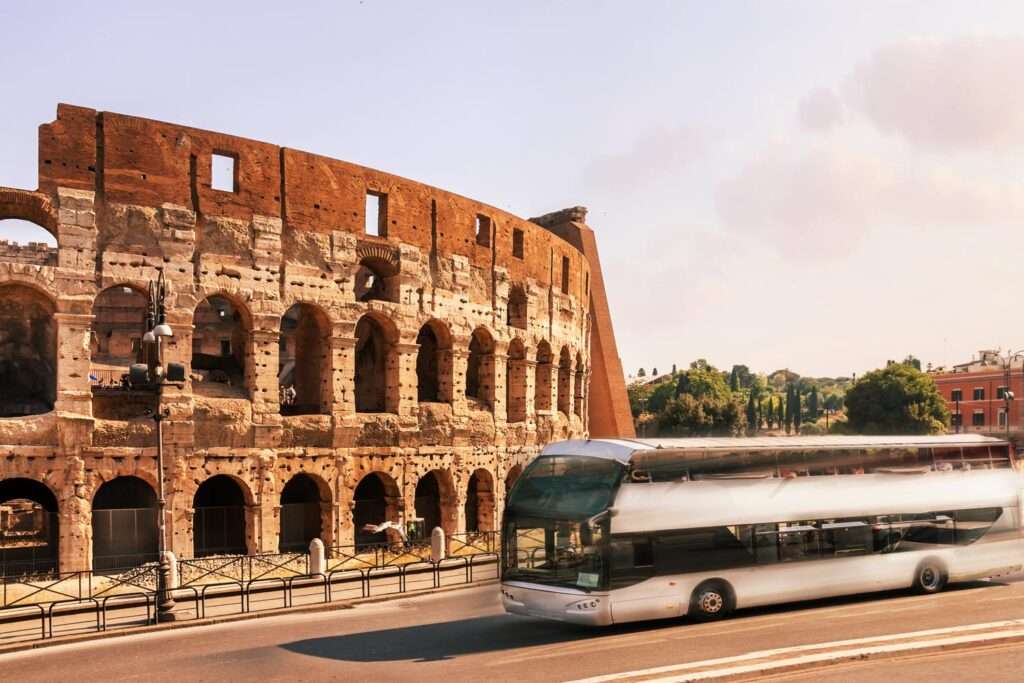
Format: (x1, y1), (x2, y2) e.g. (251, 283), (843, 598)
(500, 435), (1024, 625)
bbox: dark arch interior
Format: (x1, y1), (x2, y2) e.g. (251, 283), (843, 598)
(0, 478), (58, 577)
(354, 257), (398, 303)
(279, 474), (324, 552)
(92, 476), (158, 571)
(0, 284), (57, 418)
(191, 295), (248, 398)
(416, 324), (440, 402)
(193, 475), (247, 557)
(466, 473), (480, 533)
(355, 316), (388, 413)
(279, 304), (328, 416)
(414, 472), (442, 539)
(353, 473), (392, 549)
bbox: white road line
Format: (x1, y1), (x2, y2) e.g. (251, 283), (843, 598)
(562, 618), (1024, 683)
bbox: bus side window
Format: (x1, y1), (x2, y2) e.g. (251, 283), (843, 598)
(754, 524), (779, 563)
(609, 537), (654, 589)
(778, 523), (820, 562)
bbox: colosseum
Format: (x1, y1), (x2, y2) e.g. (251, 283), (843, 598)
(0, 103), (634, 574)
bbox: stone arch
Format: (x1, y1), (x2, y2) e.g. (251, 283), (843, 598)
(279, 472), (331, 552)
(534, 340), (553, 413)
(574, 351), (585, 418)
(352, 471), (402, 549)
(413, 469), (456, 539)
(0, 477), (59, 576)
(191, 293), (252, 399)
(466, 327), (495, 410)
(504, 464), (524, 498)
(0, 283), (57, 418)
(506, 338), (527, 423)
(416, 319), (453, 404)
(354, 250), (400, 303)
(91, 476), (158, 571)
(557, 346), (572, 415)
(0, 189), (58, 241)
(464, 468), (496, 533)
(354, 312), (398, 413)
(507, 284), (528, 330)
(193, 474), (251, 557)
(279, 302), (332, 415)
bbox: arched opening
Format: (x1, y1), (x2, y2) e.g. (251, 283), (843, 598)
(558, 346), (572, 415)
(354, 314), (395, 413)
(191, 295), (250, 398)
(279, 303), (331, 415)
(414, 470), (454, 540)
(465, 327), (495, 410)
(574, 352), (585, 418)
(92, 476), (158, 571)
(504, 464), (524, 498)
(416, 320), (453, 403)
(534, 341), (553, 413)
(354, 257), (399, 303)
(0, 478), (58, 577)
(506, 339), (527, 423)
(353, 472), (400, 549)
(0, 218), (57, 263)
(279, 473), (326, 553)
(507, 284), (528, 330)
(89, 285), (154, 420)
(193, 475), (248, 557)
(0, 284), (57, 418)
(464, 469), (495, 533)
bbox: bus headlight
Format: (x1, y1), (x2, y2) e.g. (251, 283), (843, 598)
(569, 598), (601, 611)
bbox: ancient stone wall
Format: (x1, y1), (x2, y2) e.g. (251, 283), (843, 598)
(0, 104), (629, 573)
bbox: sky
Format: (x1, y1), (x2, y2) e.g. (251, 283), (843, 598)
(2, 1), (1023, 378)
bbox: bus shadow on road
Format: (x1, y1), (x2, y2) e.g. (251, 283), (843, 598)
(279, 580), (1011, 663)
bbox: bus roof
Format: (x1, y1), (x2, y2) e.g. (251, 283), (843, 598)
(540, 434), (1010, 464)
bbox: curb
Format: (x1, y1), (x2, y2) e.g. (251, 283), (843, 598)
(0, 578), (497, 657)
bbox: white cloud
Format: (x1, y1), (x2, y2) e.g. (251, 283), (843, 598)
(844, 35), (1024, 149)
(583, 126), (710, 190)
(798, 87), (843, 131)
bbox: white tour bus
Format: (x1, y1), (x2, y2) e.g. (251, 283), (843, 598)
(500, 435), (1024, 626)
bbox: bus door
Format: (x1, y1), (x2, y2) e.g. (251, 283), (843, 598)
(607, 536), (679, 622)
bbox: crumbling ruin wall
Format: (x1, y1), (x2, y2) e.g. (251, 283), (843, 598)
(0, 103), (630, 572)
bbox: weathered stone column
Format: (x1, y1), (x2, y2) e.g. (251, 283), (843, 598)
(330, 335), (356, 415)
(492, 350), (508, 423)
(394, 342), (420, 416)
(251, 327), (282, 448)
(53, 312), (94, 417)
(452, 349), (469, 415)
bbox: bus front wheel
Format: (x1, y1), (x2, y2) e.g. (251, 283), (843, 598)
(689, 580), (734, 621)
(913, 560), (948, 594)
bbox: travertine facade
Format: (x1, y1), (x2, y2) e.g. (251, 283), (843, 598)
(0, 104), (633, 573)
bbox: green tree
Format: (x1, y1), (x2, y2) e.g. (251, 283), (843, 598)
(776, 396), (784, 428)
(792, 385), (802, 433)
(808, 386), (819, 420)
(637, 368), (646, 378)
(844, 364), (949, 434)
(745, 392), (757, 433)
(729, 366), (740, 392)
(652, 367), (659, 376)
(903, 355), (922, 371)
(647, 381), (677, 414)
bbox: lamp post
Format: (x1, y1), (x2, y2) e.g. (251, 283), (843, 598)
(954, 396), (960, 434)
(142, 270), (181, 621)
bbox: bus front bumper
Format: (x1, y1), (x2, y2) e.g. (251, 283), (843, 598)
(500, 582), (612, 626)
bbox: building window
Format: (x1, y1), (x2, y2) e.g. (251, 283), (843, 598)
(512, 229), (524, 259)
(475, 215), (491, 248)
(951, 413), (962, 427)
(561, 256), (570, 293)
(972, 411), (985, 427)
(365, 191), (387, 237)
(951, 389), (962, 402)
(220, 339), (231, 357)
(211, 153), (237, 192)
(973, 388), (985, 401)
(997, 386), (1008, 399)
(998, 409), (1007, 427)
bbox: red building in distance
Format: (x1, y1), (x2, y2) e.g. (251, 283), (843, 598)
(930, 350), (1024, 440)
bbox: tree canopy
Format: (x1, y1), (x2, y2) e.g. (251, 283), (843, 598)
(844, 364), (949, 435)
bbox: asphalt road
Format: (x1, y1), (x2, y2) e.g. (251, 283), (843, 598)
(3, 576), (1024, 682)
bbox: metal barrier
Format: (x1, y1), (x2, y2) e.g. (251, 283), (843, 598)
(100, 593), (152, 631)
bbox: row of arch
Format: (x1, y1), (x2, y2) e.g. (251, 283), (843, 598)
(0, 465), (524, 574)
(0, 281), (587, 420)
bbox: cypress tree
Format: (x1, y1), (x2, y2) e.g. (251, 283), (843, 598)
(745, 392), (757, 433)
(809, 386), (819, 421)
(793, 387), (802, 433)
(776, 396), (784, 429)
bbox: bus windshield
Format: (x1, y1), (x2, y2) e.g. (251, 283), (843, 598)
(504, 455), (624, 520)
(502, 456), (623, 590)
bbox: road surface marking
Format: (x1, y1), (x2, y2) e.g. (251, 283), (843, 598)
(563, 618), (1024, 683)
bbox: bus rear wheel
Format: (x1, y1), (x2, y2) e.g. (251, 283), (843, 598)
(913, 560), (948, 594)
(690, 581), (734, 621)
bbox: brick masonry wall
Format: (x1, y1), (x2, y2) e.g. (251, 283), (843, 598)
(0, 103), (632, 572)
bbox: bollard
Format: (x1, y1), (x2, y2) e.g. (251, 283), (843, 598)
(431, 527), (446, 563)
(309, 538), (326, 575)
(162, 550), (179, 589)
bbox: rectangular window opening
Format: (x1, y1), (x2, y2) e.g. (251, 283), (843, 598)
(972, 410), (985, 427)
(997, 386), (1007, 399)
(211, 153), (237, 193)
(475, 214), (491, 247)
(951, 389), (962, 402)
(561, 256), (570, 293)
(973, 388), (985, 401)
(512, 228), (525, 259)
(220, 339), (232, 357)
(365, 191), (388, 237)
